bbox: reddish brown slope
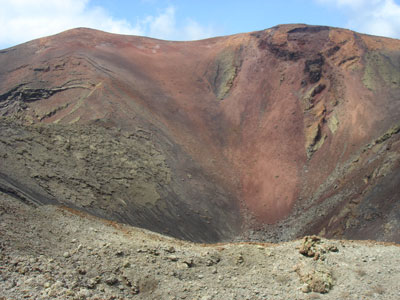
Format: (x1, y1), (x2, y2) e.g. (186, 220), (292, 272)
(1, 25), (400, 242)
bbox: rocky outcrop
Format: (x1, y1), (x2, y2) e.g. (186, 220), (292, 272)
(206, 47), (242, 100)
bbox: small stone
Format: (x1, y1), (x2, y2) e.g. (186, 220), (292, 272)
(123, 261), (131, 268)
(78, 268), (87, 275)
(29, 258), (37, 264)
(236, 254), (244, 264)
(105, 276), (118, 286)
(177, 262), (189, 269)
(63, 252), (70, 258)
(77, 288), (91, 299)
(165, 246), (176, 253)
(301, 284), (311, 293)
(131, 283), (140, 294)
(205, 259), (215, 266)
(87, 278), (98, 289)
(71, 239), (77, 243)
(182, 259), (194, 268)
(167, 255), (178, 262)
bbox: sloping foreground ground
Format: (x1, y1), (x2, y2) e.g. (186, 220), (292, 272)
(1, 193), (400, 299)
(1, 24), (400, 243)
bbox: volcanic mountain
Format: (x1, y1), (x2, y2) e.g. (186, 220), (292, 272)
(1, 24), (400, 243)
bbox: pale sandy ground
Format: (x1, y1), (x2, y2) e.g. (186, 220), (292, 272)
(1, 193), (400, 300)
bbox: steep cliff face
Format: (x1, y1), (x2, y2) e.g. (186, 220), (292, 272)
(1, 24), (400, 242)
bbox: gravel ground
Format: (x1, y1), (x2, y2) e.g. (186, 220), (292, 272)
(1, 193), (400, 300)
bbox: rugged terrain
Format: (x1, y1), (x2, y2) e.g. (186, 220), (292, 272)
(1, 24), (400, 244)
(1, 192), (400, 299)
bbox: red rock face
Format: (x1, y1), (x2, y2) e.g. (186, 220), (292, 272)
(1, 25), (400, 242)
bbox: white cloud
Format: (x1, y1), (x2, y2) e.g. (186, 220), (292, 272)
(316, 0), (400, 38)
(147, 6), (178, 39)
(0, 0), (142, 48)
(183, 19), (217, 41)
(0, 0), (216, 49)
(135, 6), (217, 41)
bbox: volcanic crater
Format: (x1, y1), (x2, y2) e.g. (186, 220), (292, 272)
(1, 24), (400, 243)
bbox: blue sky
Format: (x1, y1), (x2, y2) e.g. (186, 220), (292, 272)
(1, 0), (400, 49)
